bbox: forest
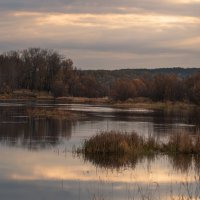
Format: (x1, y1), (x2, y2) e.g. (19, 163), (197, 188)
(0, 48), (200, 104)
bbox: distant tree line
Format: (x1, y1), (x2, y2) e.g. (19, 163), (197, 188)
(0, 48), (199, 104)
(110, 74), (200, 104)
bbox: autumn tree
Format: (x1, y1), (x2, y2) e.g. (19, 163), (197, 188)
(150, 74), (184, 101)
(110, 79), (137, 101)
(185, 72), (200, 104)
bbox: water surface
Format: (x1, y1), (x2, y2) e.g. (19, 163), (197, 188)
(0, 100), (200, 200)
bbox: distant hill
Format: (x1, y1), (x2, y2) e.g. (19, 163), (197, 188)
(79, 68), (200, 84)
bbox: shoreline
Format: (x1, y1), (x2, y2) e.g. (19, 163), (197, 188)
(0, 90), (198, 111)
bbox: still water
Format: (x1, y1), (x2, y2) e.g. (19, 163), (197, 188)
(0, 100), (200, 200)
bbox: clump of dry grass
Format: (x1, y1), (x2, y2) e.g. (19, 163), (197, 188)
(78, 131), (200, 157)
(78, 131), (160, 157)
(27, 107), (80, 120)
(77, 131), (157, 169)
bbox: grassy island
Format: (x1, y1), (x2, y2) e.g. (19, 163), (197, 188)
(78, 131), (200, 157)
(27, 107), (82, 120)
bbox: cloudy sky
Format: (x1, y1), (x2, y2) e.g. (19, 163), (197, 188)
(0, 0), (200, 69)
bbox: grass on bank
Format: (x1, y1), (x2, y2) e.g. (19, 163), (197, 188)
(112, 98), (196, 111)
(56, 96), (110, 104)
(0, 90), (197, 111)
(0, 90), (54, 100)
(78, 131), (200, 157)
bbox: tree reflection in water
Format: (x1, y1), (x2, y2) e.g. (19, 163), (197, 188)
(0, 105), (75, 150)
(80, 152), (200, 177)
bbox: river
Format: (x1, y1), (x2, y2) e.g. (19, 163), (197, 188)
(0, 100), (200, 200)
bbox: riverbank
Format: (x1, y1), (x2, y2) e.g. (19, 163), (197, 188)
(0, 90), (197, 111)
(0, 90), (54, 100)
(56, 97), (196, 111)
(112, 100), (196, 111)
(0, 90), (111, 103)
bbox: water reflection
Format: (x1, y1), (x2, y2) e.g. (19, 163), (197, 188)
(0, 101), (199, 151)
(0, 147), (200, 200)
(0, 104), (75, 149)
(79, 151), (200, 177)
(0, 119), (75, 149)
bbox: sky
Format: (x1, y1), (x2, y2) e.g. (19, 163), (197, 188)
(0, 0), (200, 69)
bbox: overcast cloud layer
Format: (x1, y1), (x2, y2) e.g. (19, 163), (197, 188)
(0, 0), (200, 69)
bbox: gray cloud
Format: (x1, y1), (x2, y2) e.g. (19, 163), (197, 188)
(0, 0), (199, 69)
(0, 0), (200, 17)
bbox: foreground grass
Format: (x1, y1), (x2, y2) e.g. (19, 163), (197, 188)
(78, 131), (200, 156)
(27, 107), (81, 120)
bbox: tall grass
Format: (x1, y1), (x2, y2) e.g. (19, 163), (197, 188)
(78, 131), (200, 157)
(164, 133), (200, 154)
(78, 131), (159, 156)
